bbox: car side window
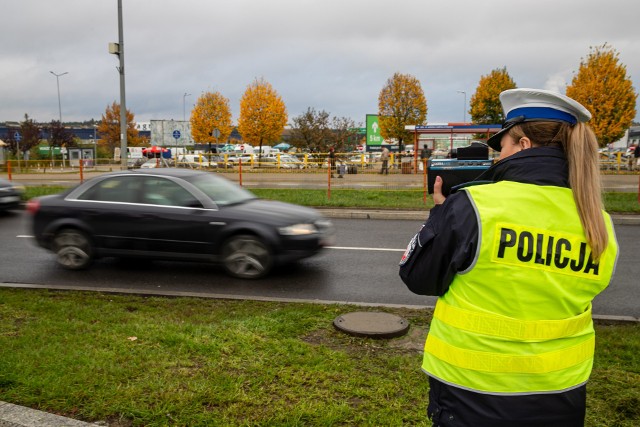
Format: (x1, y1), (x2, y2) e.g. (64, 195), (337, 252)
(76, 176), (140, 203)
(141, 177), (203, 208)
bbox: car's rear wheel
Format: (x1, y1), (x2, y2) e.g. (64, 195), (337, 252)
(52, 229), (93, 270)
(222, 234), (273, 279)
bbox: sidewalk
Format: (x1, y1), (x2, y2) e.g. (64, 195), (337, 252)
(0, 401), (96, 426)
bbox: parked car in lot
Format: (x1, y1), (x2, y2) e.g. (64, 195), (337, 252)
(126, 158), (146, 169)
(175, 154), (211, 169)
(0, 178), (24, 211)
(140, 158), (162, 168)
(257, 156), (305, 169)
(27, 169), (335, 279)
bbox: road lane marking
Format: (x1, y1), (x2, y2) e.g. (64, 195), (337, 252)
(327, 246), (405, 252)
(17, 237), (404, 252)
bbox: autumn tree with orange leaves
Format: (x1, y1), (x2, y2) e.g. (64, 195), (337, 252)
(377, 72), (427, 152)
(469, 67), (517, 125)
(190, 91), (233, 149)
(566, 43), (637, 146)
(97, 102), (141, 156)
(237, 78), (288, 159)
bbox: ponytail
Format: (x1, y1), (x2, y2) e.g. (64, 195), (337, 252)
(563, 123), (608, 261)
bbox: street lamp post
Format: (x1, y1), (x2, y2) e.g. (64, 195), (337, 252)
(94, 124), (98, 164)
(457, 90), (467, 123)
(50, 71), (68, 167)
(183, 92), (191, 121)
(108, 0), (128, 170)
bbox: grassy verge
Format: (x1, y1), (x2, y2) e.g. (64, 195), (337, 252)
(23, 187), (640, 213)
(0, 289), (638, 426)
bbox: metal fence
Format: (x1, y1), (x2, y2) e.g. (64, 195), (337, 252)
(1, 151), (638, 193)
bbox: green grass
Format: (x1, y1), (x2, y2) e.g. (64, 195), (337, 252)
(602, 192), (640, 213)
(252, 188), (432, 209)
(0, 289), (638, 426)
(23, 187), (640, 213)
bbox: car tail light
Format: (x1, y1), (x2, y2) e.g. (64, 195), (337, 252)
(26, 199), (40, 214)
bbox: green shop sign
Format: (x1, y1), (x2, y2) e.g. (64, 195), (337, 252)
(38, 146), (63, 155)
(366, 114), (383, 146)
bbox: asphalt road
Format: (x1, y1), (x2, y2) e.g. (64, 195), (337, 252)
(1, 210), (638, 318)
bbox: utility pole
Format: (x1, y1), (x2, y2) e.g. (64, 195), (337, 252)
(50, 71), (68, 167)
(183, 92), (191, 121)
(109, 0), (128, 170)
(457, 90), (467, 123)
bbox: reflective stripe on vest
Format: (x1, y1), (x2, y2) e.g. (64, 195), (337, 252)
(422, 181), (618, 394)
(425, 331), (594, 374)
(433, 299), (593, 341)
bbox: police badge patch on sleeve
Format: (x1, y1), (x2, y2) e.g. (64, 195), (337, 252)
(399, 225), (424, 266)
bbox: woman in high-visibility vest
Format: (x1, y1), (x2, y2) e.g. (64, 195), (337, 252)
(399, 88), (619, 427)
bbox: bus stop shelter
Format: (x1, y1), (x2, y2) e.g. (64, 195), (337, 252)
(406, 123), (502, 153)
(402, 123), (502, 172)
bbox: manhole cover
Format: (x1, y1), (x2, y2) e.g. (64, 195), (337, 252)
(333, 311), (410, 339)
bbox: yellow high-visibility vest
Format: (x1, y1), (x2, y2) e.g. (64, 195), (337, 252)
(423, 181), (618, 394)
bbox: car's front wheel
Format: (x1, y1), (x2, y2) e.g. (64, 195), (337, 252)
(52, 228), (93, 270)
(222, 234), (273, 279)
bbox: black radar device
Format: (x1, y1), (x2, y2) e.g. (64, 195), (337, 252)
(427, 141), (493, 196)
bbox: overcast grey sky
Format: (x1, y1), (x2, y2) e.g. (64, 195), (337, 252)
(1, 0), (639, 126)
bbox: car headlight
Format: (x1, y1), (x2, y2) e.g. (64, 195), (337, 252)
(278, 223), (317, 236)
(0, 184), (24, 193)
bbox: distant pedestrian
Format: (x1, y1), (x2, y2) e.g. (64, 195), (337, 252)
(380, 147), (390, 175)
(420, 148), (431, 171)
(328, 147), (336, 178)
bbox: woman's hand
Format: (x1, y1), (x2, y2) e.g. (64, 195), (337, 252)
(433, 176), (446, 205)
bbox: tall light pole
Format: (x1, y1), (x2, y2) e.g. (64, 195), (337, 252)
(183, 92), (191, 121)
(109, 0), (128, 170)
(457, 90), (467, 123)
(50, 71), (68, 166)
(50, 71), (68, 123)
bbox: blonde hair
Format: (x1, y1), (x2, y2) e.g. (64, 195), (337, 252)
(509, 122), (608, 260)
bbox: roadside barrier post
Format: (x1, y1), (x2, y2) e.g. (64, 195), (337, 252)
(239, 159), (243, 187)
(327, 161), (331, 200)
(7, 160), (11, 181)
(79, 159), (84, 183)
(423, 159), (427, 204)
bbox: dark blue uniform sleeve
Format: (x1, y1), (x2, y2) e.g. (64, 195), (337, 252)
(398, 191), (479, 296)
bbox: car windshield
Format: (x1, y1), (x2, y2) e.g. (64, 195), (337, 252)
(186, 173), (256, 206)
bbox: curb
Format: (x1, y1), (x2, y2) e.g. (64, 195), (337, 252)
(315, 208), (640, 225)
(0, 401), (96, 427)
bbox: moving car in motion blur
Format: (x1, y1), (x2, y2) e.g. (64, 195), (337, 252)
(0, 178), (24, 211)
(27, 169), (335, 279)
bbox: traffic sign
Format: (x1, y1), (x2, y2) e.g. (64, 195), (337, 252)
(14, 132), (21, 141)
(172, 130), (181, 139)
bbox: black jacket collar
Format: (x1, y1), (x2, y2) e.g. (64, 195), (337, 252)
(475, 146), (569, 188)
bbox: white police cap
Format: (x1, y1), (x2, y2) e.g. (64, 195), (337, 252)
(487, 88), (592, 151)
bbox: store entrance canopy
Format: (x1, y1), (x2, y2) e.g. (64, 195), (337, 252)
(406, 123), (502, 151)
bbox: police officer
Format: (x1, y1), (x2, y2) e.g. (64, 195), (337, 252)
(399, 88), (619, 426)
